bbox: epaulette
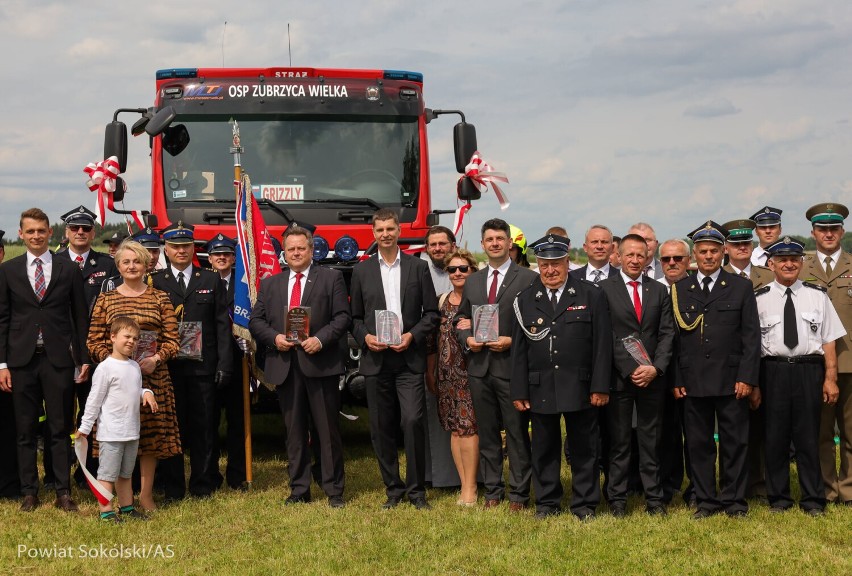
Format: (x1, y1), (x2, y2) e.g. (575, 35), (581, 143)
(754, 264), (771, 271)
(803, 281), (827, 292)
(754, 286), (770, 296)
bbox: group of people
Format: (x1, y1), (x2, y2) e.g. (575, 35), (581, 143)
(0, 201), (850, 523)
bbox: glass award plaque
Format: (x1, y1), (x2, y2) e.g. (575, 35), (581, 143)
(622, 333), (652, 366)
(375, 310), (402, 345)
(134, 330), (158, 363)
(473, 304), (500, 343)
(285, 306), (311, 342)
(176, 321), (203, 361)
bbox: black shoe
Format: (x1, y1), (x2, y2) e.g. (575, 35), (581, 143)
(803, 508), (825, 517)
(328, 496), (345, 509)
(610, 504), (627, 518)
(725, 509), (747, 518)
(285, 494), (311, 505)
(692, 509), (716, 520)
(121, 508), (150, 521)
(535, 508), (561, 520)
(410, 497), (432, 511)
(574, 510), (596, 522)
(684, 494), (697, 509)
(769, 506), (789, 514)
(229, 482), (249, 492)
(20, 494), (39, 512)
(381, 497), (402, 510)
(646, 505), (667, 516)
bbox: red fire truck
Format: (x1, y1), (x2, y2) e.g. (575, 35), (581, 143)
(105, 67), (481, 263)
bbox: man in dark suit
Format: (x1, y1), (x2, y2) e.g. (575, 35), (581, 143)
(251, 225), (351, 507)
(0, 208), (90, 512)
(54, 206), (116, 486)
(0, 230), (5, 264)
(570, 224), (618, 284)
(672, 220), (761, 518)
(511, 234), (612, 519)
(600, 234), (675, 516)
(457, 218), (537, 511)
(153, 222), (232, 500)
(350, 208), (439, 510)
(0, 227), (16, 500)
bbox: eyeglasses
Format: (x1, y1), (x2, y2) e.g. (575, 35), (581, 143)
(446, 265), (471, 273)
(660, 256), (686, 263)
(67, 225), (93, 233)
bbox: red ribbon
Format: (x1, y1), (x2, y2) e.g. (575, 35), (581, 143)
(83, 156), (144, 228)
(462, 151), (510, 210)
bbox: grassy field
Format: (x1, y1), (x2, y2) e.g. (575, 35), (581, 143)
(1, 406), (850, 575)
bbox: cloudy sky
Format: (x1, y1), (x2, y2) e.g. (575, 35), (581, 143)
(1, 0), (850, 249)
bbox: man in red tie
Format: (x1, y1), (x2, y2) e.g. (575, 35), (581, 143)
(598, 234), (675, 516)
(251, 224), (351, 507)
(457, 218), (537, 511)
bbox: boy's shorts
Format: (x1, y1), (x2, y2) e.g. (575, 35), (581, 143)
(97, 440), (139, 483)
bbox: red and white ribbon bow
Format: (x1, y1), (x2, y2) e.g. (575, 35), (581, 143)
(462, 151), (510, 210)
(83, 156), (145, 228)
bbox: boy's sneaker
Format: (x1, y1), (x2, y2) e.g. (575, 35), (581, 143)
(100, 511), (123, 524)
(120, 507), (149, 521)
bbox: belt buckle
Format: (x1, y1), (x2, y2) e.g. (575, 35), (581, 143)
(786, 357), (796, 364)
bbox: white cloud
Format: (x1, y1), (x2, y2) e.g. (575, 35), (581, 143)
(757, 117), (814, 144)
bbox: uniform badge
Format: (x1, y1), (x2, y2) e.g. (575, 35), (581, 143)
(195, 272), (201, 277)
(531, 327), (537, 334)
(537, 318), (543, 325)
(690, 285), (696, 289)
(811, 323), (818, 333)
(721, 281), (726, 286)
(848, 288), (852, 297)
(535, 291), (543, 300)
(89, 259), (96, 266)
(567, 287), (575, 295)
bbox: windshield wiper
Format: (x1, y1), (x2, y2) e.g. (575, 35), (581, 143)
(302, 197), (383, 211)
(255, 198), (295, 224)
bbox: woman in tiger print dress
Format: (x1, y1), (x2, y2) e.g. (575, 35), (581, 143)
(87, 240), (181, 511)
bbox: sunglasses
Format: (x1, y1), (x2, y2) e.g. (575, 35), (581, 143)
(446, 265), (471, 273)
(660, 256), (686, 263)
(68, 225), (93, 233)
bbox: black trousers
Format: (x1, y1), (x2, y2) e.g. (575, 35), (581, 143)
(684, 395), (750, 514)
(365, 354), (426, 500)
(531, 407), (600, 516)
(12, 351), (75, 496)
(468, 373), (531, 503)
(659, 391), (694, 502)
(216, 355), (246, 488)
(746, 404), (767, 498)
(762, 359), (825, 511)
(161, 369), (219, 498)
(0, 388), (20, 498)
(607, 386), (666, 507)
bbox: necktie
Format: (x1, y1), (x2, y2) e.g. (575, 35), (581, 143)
(644, 265), (653, 277)
(629, 280), (642, 322)
(784, 287), (798, 349)
(702, 276), (712, 297)
(740, 271), (748, 279)
(290, 272), (303, 308)
(34, 258), (46, 301)
(550, 289), (558, 311)
(177, 271), (186, 295)
(824, 256), (833, 278)
(487, 270), (499, 304)
(75, 255), (84, 270)
(591, 269), (603, 284)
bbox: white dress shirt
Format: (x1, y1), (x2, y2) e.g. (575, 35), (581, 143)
(816, 248), (843, 274)
(26, 250), (53, 292)
(379, 249), (402, 320)
(586, 263), (611, 283)
(621, 270), (643, 305)
(287, 265), (312, 306)
(485, 258), (512, 300)
(695, 268), (722, 293)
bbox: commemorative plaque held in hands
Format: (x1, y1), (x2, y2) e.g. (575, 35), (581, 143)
(375, 310), (402, 345)
(622, 333), (652, 366)
(285, 306), (311, 342)
(473, 304), (499, 343)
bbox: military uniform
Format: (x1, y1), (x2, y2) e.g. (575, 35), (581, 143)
(799, 202), (852, 503)
(750, 206), (783, 268)
(510, 236), (612, 518)
(758, 237), (845, 513)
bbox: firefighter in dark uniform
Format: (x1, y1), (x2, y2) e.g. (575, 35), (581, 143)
(510, 234), (613, 520)
(672, 220), (761, 518)
(103, 231), (128, 258)
(205, 233), (247, 490)
(153, 222), (232, 499)
(756, 237), (844, 515)
(54, 206), (116, 486)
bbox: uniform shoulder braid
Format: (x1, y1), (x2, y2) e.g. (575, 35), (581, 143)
(802, 281), (827, 292)
(754, 285), (770, 296)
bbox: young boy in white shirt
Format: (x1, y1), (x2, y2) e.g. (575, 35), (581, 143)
(77, 316), (158, 522)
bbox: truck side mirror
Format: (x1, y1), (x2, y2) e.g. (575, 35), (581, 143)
(457, 177), (481, 202)
(104, 121), (128, 173)
(453, 122), (477, 174)
(145, 106), (176, 137)
(113, 177), (126, 202)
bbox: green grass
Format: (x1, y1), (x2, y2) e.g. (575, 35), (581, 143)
(1, 407), (850, 575)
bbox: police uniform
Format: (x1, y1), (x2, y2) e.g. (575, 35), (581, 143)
(205, 234), (247, 489)
(672, 221), (761, 517)
(101, 228), (161, 292)
(153, 223), (233, 499)
(750, 206), (783, 268)
(757, 237), (846, 513)
(799, 202), (852, 504)
(510, 235), (612, 519)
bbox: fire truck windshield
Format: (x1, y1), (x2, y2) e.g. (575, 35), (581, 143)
(161, 114), (420, 208)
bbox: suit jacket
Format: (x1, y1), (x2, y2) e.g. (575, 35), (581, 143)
(457, 261), (537, 379)
(722, 263), (774, 291)
(153, 267), (232, 376)
(672, 269), (760, 396)
(599, 274), (675, 391)
(0, 254), (89, 368)
(647, 259), (665, 280)
(250, 265), (351, 382)
(350, 251), (438, 376)
(55, 248), (116, 314)
(510, 275), (612, 413)
(800, 251), (852, 372)
(569, 264), (618, 283)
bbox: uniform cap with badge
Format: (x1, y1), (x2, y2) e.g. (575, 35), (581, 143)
(805, 202), (848, 227)
(131, 227), (162, 248)
(205, 233), (236, 254)
(529, 234), (570, 260)
(765, 236), (805, 258)
(61, 205), (97, 228)
(162, 221), (195, 244)
(749, 206), (782, 227)
(687, 220), (727, 245)
(103, 231), (128, 246)
(722, 219), (756, 244)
